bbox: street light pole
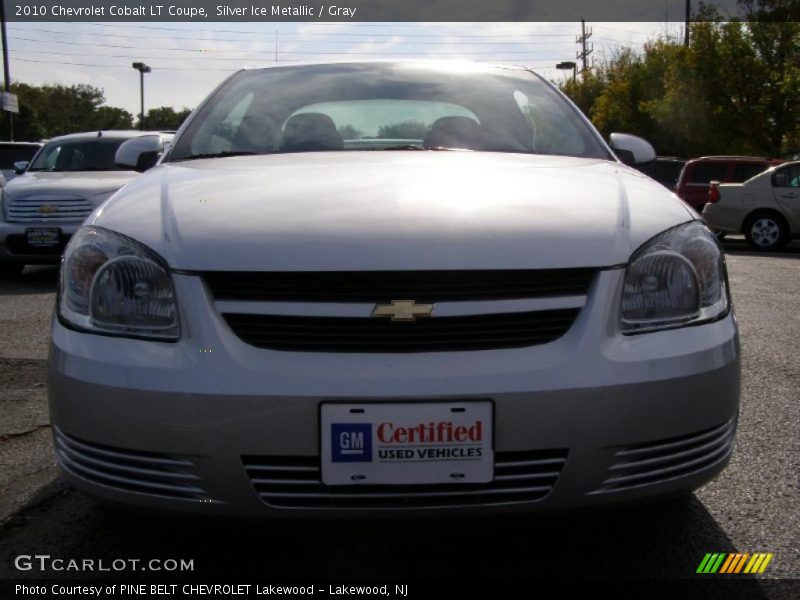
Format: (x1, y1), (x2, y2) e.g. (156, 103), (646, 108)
(131, 62), (151, 130)
(556, 61), (577, 83)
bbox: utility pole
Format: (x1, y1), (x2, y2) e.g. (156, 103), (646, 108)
(0, 1), (13, 140)
(684, 0), (691, 46)
(576, 18), (593, 77)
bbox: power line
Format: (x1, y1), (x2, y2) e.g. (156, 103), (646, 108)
(12, 56), (556, 72)
(77, 21), (578, 36)
(11, 57), (239, 70)
(8, 28), (580, 46)
(593, 25), (655, 35)
(7, 36), (573, 56)
(13, 22), (577, 39)
(12, 48), (565, 62)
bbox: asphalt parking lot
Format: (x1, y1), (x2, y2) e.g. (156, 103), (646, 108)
(0, 237), (798, 591)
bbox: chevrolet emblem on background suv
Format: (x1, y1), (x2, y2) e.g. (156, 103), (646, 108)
(371, 300), (434, 322)
(38, 203), (58, 214)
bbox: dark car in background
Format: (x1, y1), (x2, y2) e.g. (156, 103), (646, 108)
(0, 141), (43, 182)
(676, 156), (783, 211)
(635, 156), (685, 191)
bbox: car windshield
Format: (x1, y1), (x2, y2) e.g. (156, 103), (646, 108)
(169, 62), (610, 161)
(28, 137), (129, 172)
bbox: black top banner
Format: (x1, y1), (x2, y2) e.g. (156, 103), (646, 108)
(4, 0), (798, 22)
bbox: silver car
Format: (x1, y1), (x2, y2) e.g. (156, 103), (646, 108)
(49, 62), (740, 516)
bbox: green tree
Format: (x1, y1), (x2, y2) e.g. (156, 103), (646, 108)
(337, 124), (364, 140)
(94, 106), (134, 130)
(139, 106), (193, 130)
(0, 82), (136, 141)
(560, 17), (800, 158)
(377, 120), (428, 139)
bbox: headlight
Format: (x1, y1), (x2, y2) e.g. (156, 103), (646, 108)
(620, 221), (729, 333)
(58, 226), (179, 340)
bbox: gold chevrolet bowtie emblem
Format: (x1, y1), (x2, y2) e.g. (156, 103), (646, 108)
(38, 203), (58, 214)
(371, 300), (434, 322)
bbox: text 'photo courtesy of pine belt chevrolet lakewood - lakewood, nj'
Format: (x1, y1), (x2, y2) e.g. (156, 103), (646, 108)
(27, 61), (740, 516)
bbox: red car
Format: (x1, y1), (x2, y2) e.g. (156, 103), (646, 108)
(676, 156), (783, 211)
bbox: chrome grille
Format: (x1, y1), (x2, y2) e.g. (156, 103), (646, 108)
(594, 419), (737, 493)
(54, 428), (207, 500)
(7, 196), (94, 222)
(243, 449), (568, 509)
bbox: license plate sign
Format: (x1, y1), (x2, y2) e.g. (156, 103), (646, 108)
(26, 228), (60, 247)
(321, 402), (493, 485)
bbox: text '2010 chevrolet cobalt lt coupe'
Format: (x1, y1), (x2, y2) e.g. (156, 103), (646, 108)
(49, 62), (740, 516)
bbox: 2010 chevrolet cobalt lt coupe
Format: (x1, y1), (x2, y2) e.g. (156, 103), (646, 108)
(49, 62), (740, 515)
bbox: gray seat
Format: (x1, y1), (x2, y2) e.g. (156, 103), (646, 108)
(280, 113), (344, 153)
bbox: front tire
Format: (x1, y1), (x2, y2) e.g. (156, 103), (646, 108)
(744, 213), (789, 251)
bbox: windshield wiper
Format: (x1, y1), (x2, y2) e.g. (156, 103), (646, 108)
(172, 151), (259, 162)
(383, 145), (424, 151)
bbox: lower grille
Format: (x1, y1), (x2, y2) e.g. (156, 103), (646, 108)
(54, 428), (207, 500)
(595, 419), (736, 492)
(243, 449), (568, 509)
(224, 309), (580, 353)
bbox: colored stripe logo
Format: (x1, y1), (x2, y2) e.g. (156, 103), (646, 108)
(697, 553), (773, 574)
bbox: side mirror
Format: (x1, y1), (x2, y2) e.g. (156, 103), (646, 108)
(609, 133), (656, 166)
(115, 134), (173, 172)
(14, 161), (29, 175)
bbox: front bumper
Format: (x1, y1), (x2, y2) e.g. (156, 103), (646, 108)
(48, 269), (741, 516)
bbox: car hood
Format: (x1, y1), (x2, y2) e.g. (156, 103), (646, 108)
(5, 170), (138, 200)
(90, 152), (694, 271)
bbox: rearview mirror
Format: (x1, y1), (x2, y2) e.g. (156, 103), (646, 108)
(115, 134), (173, 172)
(14, 161), (29, 175)
(609, 133), (656, 166)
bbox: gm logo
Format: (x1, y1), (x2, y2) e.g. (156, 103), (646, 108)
(331, 423), (372, 462)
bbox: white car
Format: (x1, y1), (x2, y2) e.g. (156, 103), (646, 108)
(0, 130), (171, 276)
(703, 161), (800, 250)
(48, 62), (739, 516)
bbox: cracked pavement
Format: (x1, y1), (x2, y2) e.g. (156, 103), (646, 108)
(0, 267), (58, 524)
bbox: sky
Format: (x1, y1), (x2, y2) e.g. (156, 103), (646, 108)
(3, 21), (686, 116)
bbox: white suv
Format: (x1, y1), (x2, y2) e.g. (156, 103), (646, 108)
(0, 130), (171, 276)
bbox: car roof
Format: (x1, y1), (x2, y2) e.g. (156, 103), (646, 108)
(44, 130), (169, 143)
